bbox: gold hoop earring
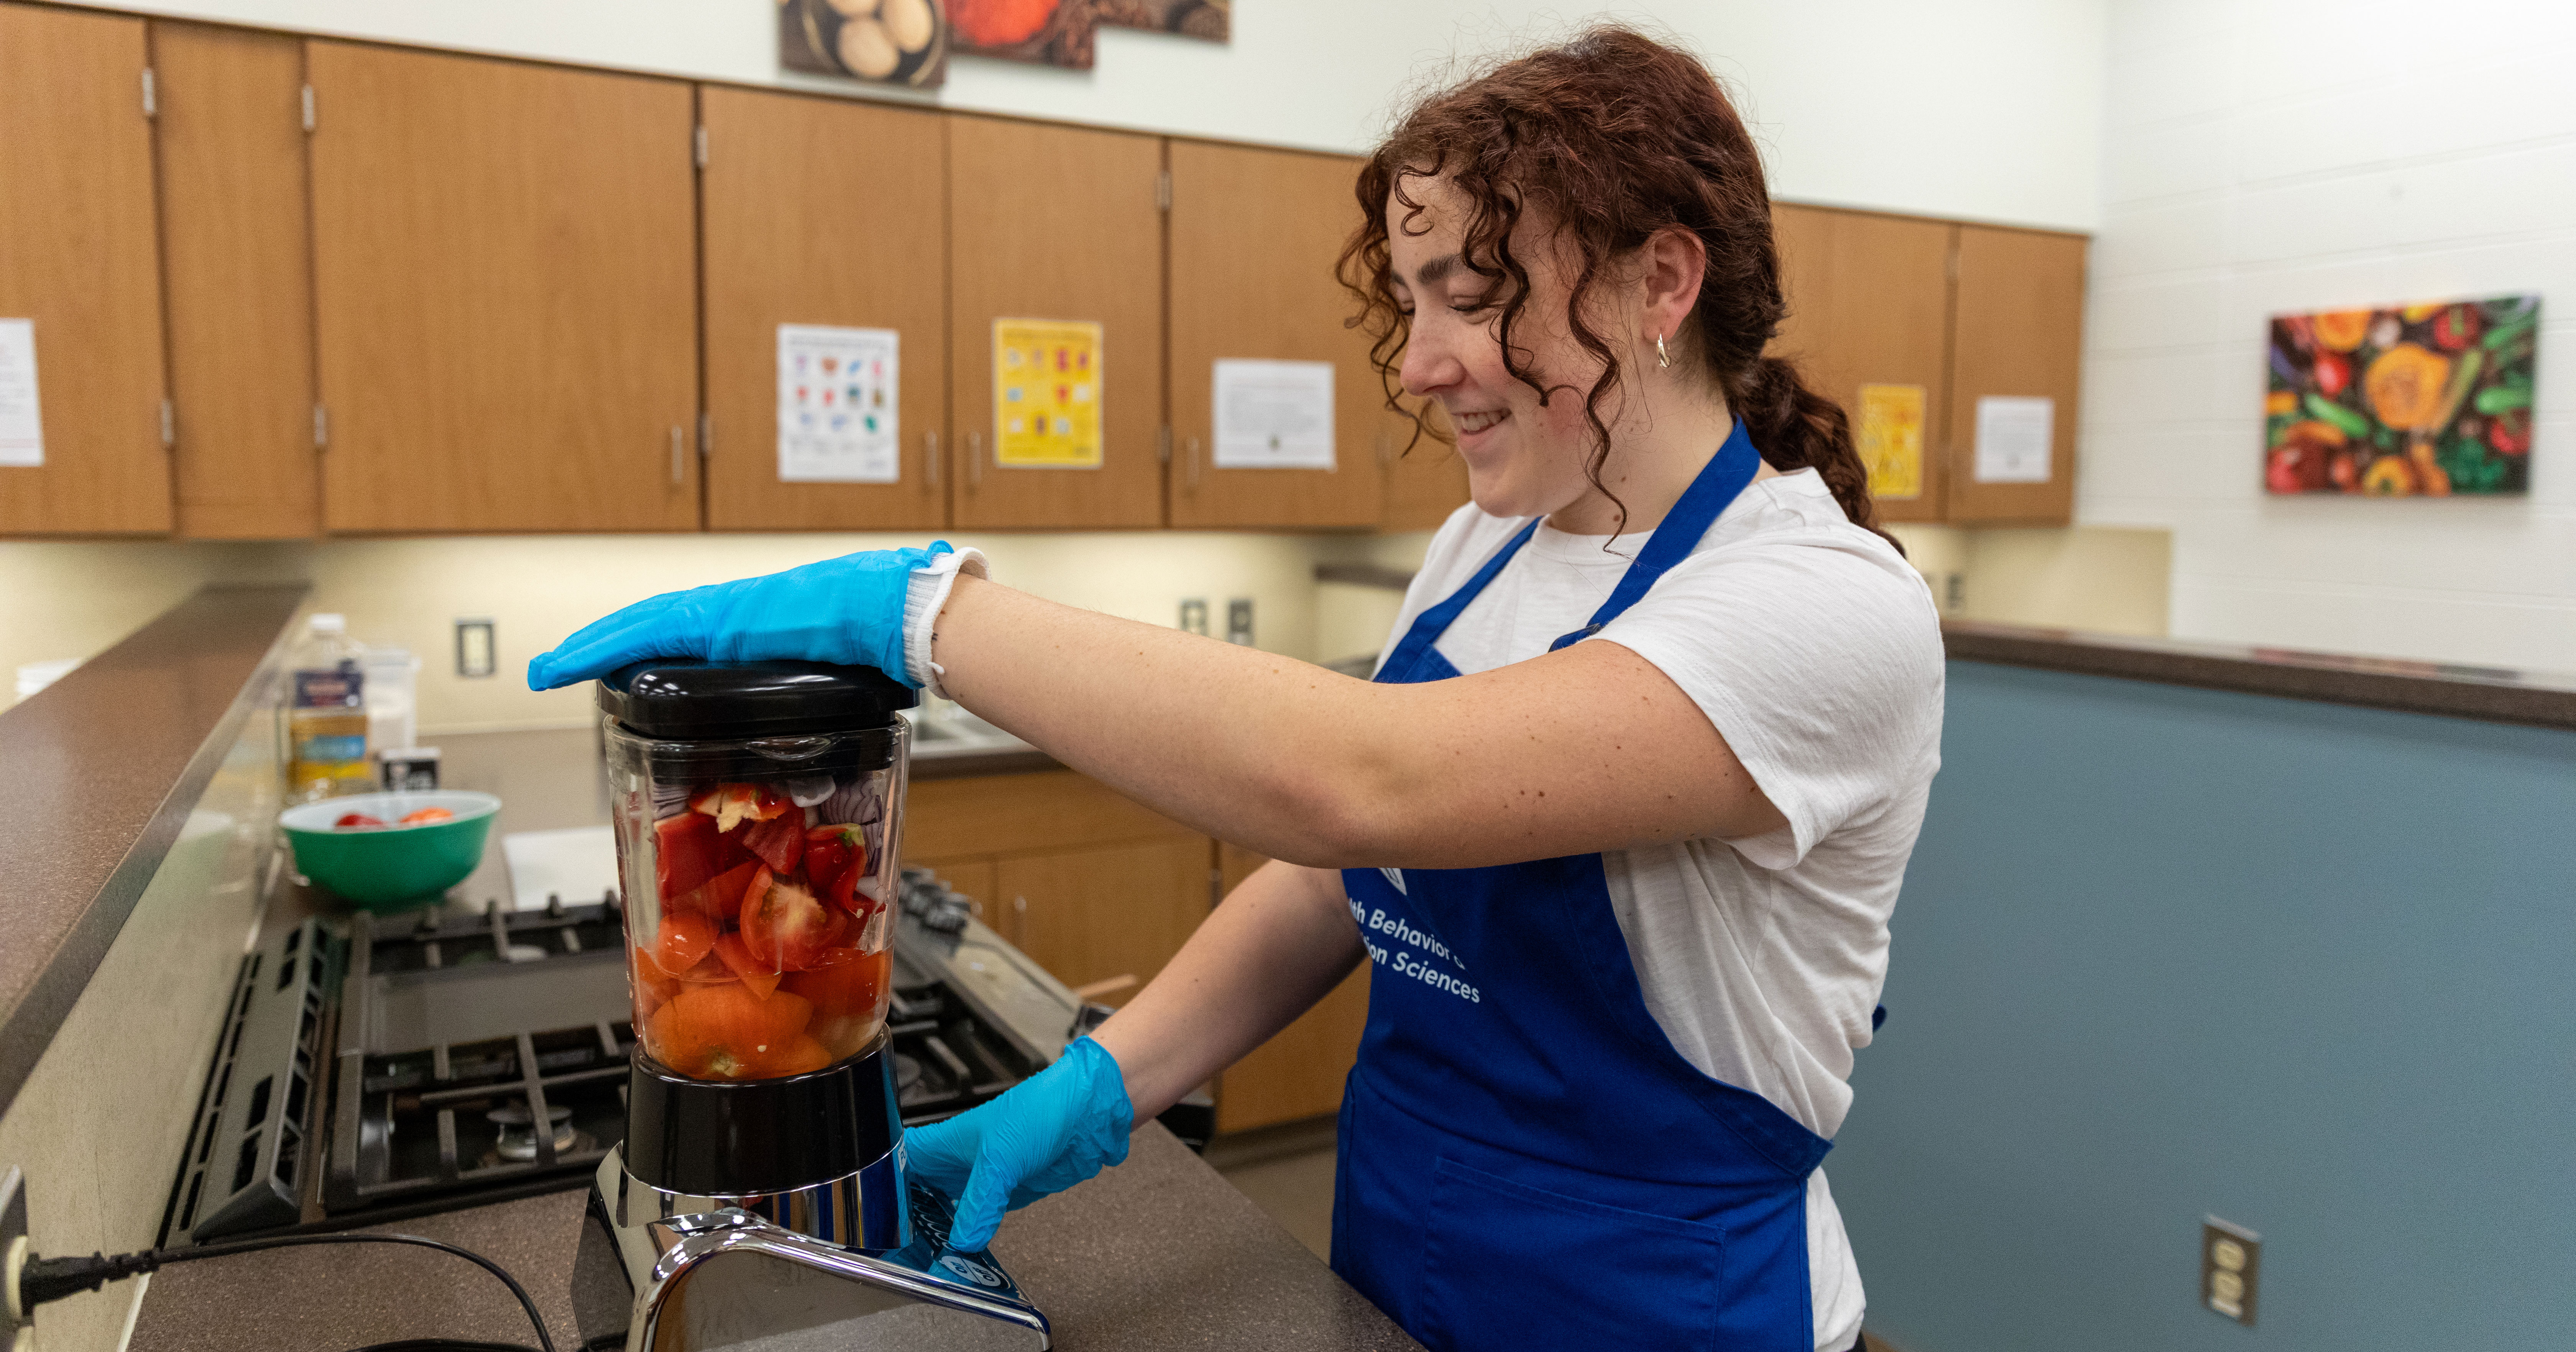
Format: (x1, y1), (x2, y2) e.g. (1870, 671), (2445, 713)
(1655, 333), (1670, 369)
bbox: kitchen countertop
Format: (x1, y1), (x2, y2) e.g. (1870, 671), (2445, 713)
(0, 584), (306, 1119)
(130, 1122), (1420, 1352)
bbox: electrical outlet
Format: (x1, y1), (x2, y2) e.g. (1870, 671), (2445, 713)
(2202, 1217), (2260, 1325)
(1226, 599), (1255, 647)
(1944, 573), (1965, 610)
(1178, 598), (1208, 637)
(454, 618), (496, 679)
(3, 1165), (29, 1331)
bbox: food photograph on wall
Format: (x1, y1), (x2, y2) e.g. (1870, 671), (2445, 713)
(779, 0), (949, 87)
(2265, 294), (2538, 496)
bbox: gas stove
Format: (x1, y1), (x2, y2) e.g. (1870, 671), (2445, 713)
(159, 869), (1083, 1247)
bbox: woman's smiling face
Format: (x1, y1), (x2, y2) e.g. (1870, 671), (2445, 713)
(1387, 176), (1625, 521)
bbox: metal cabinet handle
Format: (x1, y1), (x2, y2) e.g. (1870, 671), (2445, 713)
(670, 426), (683, 485)
(968, 432), (984, 491)
(1186, 435), (1203, 490)
(926, 430), (940, 490)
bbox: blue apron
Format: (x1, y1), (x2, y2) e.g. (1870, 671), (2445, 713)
(1332, 419), (1832, 1351)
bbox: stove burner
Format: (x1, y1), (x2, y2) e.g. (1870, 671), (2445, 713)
(486, 1103), (577, 1163)
(894, 1052), (923, 1097)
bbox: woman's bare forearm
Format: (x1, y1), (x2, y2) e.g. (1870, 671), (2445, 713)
(930, 574), (1784, 868)
(1089, 860), (1362, 1120)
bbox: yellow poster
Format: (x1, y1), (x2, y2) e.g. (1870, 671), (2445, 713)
(1856, 383), (1925, 500)
(992, 318), (1104, 469)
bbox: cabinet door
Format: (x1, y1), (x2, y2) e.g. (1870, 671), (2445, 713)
(308, 43), (698, 533)
(702, 87), (946, 531)
(1945, 225), (2086, 525)
(946, 116), (1163, 529)
(995, 838), (1210, 1006)
(1167, 141), (1380, 528)
(1213, 843), (1370, 1132)
(0, 4), (169, 536)
(1769, 204), (1955, 523)
(155, 21), (317, 540)
(1380, 404), (1469, 532)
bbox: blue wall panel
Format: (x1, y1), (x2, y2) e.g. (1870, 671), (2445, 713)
(1831, 661), (2576, 1350)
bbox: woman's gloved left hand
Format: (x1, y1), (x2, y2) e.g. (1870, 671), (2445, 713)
(904, 1037), (1135, 1253)
(526, 543), (961, 690)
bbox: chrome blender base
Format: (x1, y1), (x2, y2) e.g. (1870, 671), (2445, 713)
(573, 1145), (1051, 1350)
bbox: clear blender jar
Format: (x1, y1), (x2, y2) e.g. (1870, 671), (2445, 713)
(599, 660), (912, 1084)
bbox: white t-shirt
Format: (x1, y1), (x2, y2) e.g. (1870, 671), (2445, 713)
(1377, 468), (1945, 1352)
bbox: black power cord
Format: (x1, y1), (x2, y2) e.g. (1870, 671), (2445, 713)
(15, 1231), (555, 1352)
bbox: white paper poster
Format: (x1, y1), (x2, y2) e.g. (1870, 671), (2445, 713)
(0, 320), (43, 469)
(1212, 359), (1335, 470)
(1973, 395), (2054, 484)
(777, 325), (899, 483)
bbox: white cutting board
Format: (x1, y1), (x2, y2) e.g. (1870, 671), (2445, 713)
(502, 825), (620, 911)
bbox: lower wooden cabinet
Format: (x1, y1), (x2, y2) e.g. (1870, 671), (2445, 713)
(1212, 843), (1369, 1133)
(901, 774), (1369, 1132)
(902, 770), (1213, 1010)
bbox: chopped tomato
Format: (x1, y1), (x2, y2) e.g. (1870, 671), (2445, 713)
(335, 812), (387, 829)
(631, 945), (685, 1018)
(690, 783), (792, 834)
(743, 812), (807, 873)
(399, 807), (454, 825)
(743, 871), (847, 972)
(713, 930), (782, 999)
(651, 910), (718, 977)
(654, 812), (740, 902)
(644, 982), (815, 1080)
(802, 825), (869, 913)
(759, 1035), (835, 1077)
(782, 947), (889, 1018)
(673, 859), (761, 922)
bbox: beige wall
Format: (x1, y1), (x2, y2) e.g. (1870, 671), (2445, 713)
(5, 532), (1345, 734)
(1890, 522), (2173, 637)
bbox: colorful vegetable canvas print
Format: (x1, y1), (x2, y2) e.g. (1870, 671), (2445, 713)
(2266, 295), (2537, 496)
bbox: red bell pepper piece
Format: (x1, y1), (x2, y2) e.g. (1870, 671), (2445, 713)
(743, 812), (807, 874)
(802, 825), (869, 914)
(654, 812), (732, 901)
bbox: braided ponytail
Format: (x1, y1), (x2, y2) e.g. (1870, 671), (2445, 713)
(1726, 356), (1896, 549)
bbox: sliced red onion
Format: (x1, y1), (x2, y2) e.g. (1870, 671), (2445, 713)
(785, 775), (837, 807)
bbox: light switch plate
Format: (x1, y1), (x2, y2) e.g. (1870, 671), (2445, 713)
(1178, 599), (1208, 637)
(455, 618), (497, 679)
(2202, 1216), (2260, 1325)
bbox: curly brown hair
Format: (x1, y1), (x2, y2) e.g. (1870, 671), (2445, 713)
(1338, 24), (1897, 551)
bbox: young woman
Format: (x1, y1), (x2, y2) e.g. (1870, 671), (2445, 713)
(531, 26), (1941, 1351)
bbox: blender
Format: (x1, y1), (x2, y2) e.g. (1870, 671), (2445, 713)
(570, 659), (1050, 1350)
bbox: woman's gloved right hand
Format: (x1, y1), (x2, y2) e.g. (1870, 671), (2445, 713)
(904, 1037), (1136, 1253)
(524, 543), (971, 691)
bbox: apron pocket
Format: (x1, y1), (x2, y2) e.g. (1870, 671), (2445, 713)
(1419, 1157), (1725, 1351)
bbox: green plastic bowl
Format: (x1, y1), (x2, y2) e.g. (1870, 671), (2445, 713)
(278, 790), (501, 911)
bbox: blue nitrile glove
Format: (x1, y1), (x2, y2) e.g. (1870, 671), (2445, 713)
(904, 1036), (1135, 1252)
(526, 543), (955, 690)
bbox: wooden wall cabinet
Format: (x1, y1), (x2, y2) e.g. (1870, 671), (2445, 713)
(1945, 225), (2086, 525)
(946, 117), (1165, 530)
(307, 43), (699, 533)
(702, 88), (947, 531)
(0, 3), (170, 536)
(902, 771), (1212, 1006)
(1770, 205), (1956, 523)
(154, 21), (317, 540)
(1769, 205), (2086, 527)
(1166, 141), (1381, 530)
(1212, 843), (1369, 1133)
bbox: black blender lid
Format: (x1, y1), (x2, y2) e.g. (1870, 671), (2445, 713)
(598, 659), (915, 738)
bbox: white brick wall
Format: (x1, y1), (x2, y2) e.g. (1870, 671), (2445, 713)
(2086, 0), (2576, 672)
